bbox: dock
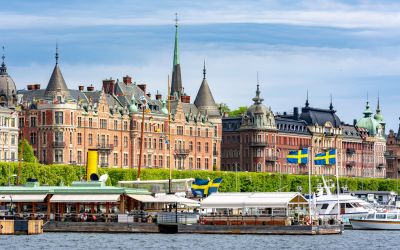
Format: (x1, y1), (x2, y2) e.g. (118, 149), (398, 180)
(44, 222), (343, 235)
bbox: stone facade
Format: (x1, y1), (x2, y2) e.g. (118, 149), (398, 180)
(222, 86), (387, 178)
(386, 123), (400, 179)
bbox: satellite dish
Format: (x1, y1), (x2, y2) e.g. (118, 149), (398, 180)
(99, 174), (108, 182)
(90, 173), (99, 181)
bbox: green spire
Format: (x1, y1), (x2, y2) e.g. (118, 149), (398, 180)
(173, 13), (180, 66)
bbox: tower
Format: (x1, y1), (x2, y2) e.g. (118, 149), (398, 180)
(170, 13), (183, 98)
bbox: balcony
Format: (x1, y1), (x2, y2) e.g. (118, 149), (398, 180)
(376, 163), (385, 169)
(174, 149), (191, 156)
(266, 156), (278, 162)
(52, 141), (66, 148)
(96, 144), (114, 151)
(346, 161), (356, 168)
(249, 141), (274, 148)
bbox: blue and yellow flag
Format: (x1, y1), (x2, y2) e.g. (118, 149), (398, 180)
(286, 149), (308, 164)
(191, 178), (210, 197)
(314, 149), (336, 165)
(208, 177), (223, 195)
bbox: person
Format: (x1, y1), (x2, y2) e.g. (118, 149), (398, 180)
(92, 214), (97, 222)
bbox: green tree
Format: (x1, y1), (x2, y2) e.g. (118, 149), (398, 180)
(229, 106), (248, 117)
(18, 139), (37, 163)
(217, 103), (230, 115)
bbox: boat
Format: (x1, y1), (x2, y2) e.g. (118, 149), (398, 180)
(350, 211), (400, 230)
(311, 176), (375, 223)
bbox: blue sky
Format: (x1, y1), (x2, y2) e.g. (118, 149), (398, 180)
(2, 0), (400, 130)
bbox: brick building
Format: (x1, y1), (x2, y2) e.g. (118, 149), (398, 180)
(17, 22), (222, 170)
(221, 85), (386, 178)
(386, 121), (400, 179)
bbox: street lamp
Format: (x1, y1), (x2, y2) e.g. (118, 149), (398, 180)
(235, 162), (238, 192)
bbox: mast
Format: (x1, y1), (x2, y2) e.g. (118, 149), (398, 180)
(308, 147), (312, 219)
(167, 75), (173, 194)
(336, 151), (340, 219)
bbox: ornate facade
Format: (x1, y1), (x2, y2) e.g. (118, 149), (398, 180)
(222, 85), (386, 178)
(17, 22), (222, 170)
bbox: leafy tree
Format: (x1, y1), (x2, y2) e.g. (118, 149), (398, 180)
(18, 139), (37, 163)
(229, 106), (248, 117)
(217, 103), (230, 115)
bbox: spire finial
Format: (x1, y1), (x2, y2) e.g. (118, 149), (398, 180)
(175, 13), (178, 28)
(203, 59), (206, 79)
(305, 90), (309, 108)
(1, 46), (4, 65)
(55, 41), (59, 65)
(329, 93), (333, 111)
(377, 90), (380, 110)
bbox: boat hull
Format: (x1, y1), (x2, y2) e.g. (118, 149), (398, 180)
(350, 219), (400, 230)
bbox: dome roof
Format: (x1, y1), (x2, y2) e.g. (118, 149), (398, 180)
(356, 101), (381, 136)
(0, 56), (17, 107)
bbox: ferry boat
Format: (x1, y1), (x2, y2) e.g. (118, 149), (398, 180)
(350, 211), (400, 230)
(312, 177), (374, 222)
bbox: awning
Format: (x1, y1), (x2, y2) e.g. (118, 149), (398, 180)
(0, 194), (47, 202)
(50, 194), (120, 203)
(154, 194), (200, 207)
(127, 194), (157, 203)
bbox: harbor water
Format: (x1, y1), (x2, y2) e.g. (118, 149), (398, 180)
(1, 231), (399, 250)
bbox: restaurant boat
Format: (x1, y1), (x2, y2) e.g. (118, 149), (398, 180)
(350, 211), (400, 230)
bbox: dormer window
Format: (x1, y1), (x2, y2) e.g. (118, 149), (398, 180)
(57, 96), (62, 103)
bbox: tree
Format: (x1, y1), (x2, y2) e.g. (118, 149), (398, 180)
(18, 139), (37, 163)
(217, 103), (230, 115)
(229, 106), (248, 117)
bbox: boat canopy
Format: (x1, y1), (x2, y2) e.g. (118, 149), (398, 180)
(201, 192), (308, 209)
(50, 194), (120, 203)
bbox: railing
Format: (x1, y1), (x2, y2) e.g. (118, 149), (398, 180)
(52, 141), (66, 148)
(266, 156), (278, 162)
(96, 144), (114, 150)
(249, 142), (275, 147)
(174, 149), (191, 155)
(157, 212), (198, 225)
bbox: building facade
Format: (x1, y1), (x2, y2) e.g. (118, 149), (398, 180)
(385, 122), (400, 179)
(17, 22), (222, 170)
(0, 49), (19, 162)
(221, 85), (387, 178)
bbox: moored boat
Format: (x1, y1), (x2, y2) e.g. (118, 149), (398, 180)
(350, 211), (400, 230)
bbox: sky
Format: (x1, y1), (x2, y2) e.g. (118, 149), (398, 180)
(1, 0), (400, 131)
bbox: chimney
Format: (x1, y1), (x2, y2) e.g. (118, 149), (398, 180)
(34, 84), (41, 90)
(181, 95), (190, 103)
(102, 79), (115, 95)
(27, 84), (33, 90)
(283, 111), (287, 115)
(147, 92), (151, 98)
(87, 85), (94, 91)
(293, 107), (299, 120)
(155, 93), (162, 100)
(123, 75), (132, 85)
(353, 119), (357, 126)
(137, 84), (146, 94)
(78, 85), (84, 91)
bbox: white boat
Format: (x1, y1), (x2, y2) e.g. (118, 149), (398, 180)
(350, 211), (400, 230)
(312, 176), (374, 222)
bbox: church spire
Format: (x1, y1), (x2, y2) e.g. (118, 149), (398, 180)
(203, 60), (206, 80)
(45, 44), (70, 99)
(170, 13), (183, 98)
(329, 94), (333, 111)
(55, 42), (59, 65)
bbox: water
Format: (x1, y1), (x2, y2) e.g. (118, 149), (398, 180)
(0, 231), (399, 250)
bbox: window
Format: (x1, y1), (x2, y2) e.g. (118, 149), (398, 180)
(69, 149), (73, 163)
(55, 149), (63, 163)
(114, 136), (118, 146)
(189, 157), (193, 169)
(189, 127), (193, 136)
(42, 112), (46, 125)
(77, 133), (82, 145)
(19, 117), (24, 128)
(30, 117), (36, 127)
(100, 119), (107, 129)
(189, 141), (193, 151)
(55, 112), (63, 125)
(205, 142), (209, 153)
(30, 132), (36, 145)
(177, 126), (184, 135)
(78, 117), (82, 127)
(196, 158), (201, 169)
(55, 131), (63, 142)
(88, 134), (93, 146)
(11, 135), (16, 145)
(69, 132), (73, 145)
(153, 138), (157, 149)
(114, 120), (118, 130)
(124, 136), (128, 148)
(197, 128), (201, 137)
(158, 155), (163, 167)
(321, 204), (329, 209)
(77, 151), (82, 164)
(42, 150), (46, 162)
(205, 158), (209, 170)
(124, 121), (128, 131)
(205, 128), (209, 137)
(123, 153), (128, 166)
(159, 138), (163, 150)
(114, 153), (118, 166)
(11, 152), (15, 161)
(197, 142), (201, 152)
(11, 118), (15, 127)
(89, 118), (93, 128)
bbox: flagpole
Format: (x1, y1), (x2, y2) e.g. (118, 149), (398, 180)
(308, 147), (312, 220)
(335, 149), (340, 220)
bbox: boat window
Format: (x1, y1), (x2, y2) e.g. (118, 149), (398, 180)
(366, 214), (374, 219)
(321, 204), (329, 209)
(387, 214), (397, 220)
(376, 214), (386, 219)
(345, 203), (353, 208)
(352, 203), (360, 208)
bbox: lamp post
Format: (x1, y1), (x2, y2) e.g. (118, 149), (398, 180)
(235, 162), (238, 192)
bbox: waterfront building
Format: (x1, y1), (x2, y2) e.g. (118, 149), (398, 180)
(17, 21), (221, 170)
(385, 120), (400, 179)
(221, 85), (386, 178)
(0, 48), (19, 162)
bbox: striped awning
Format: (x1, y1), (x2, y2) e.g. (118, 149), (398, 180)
(0, 194), (47, 202)
(50, 194), (120, 203)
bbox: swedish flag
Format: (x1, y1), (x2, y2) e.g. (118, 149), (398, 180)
(208, 177), (223, 195)
(314, 149), (336, 165)
(286, 149), (308, 164)
(191, 178), (209, 197)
